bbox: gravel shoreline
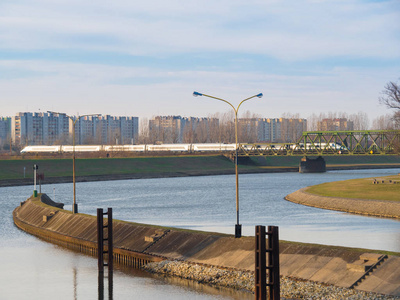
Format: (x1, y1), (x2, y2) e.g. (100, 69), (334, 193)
(142, 260), (400, 299)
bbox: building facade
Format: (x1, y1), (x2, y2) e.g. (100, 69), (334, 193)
(318, 118), (354, 131)
(72, 115), (139, 145)
(148, 116), (186, 143)
(240, 118), (307, 143)
(11, 112), (70, 145)
(11, 113), (138, 146)
(149, 116), (220, 144)
(0, 117), (11, 146)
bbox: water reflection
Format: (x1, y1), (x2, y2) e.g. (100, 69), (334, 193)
(98, 272), (114, 300)
(115, 264), (253, 300)
(74, 267), (77, 300)
(1, 169), (400, 299)
(56, 168), (400, 252)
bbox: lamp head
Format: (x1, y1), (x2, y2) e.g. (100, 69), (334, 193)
(193, 91), (203, 97)
(256, 93), (263, 98)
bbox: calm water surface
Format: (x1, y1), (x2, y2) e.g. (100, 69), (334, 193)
(1, 168), (399, 299)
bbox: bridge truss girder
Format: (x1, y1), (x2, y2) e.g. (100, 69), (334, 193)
(238, 130), (400, 156)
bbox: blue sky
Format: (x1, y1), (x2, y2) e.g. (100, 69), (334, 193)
(1, 0), (399, 121)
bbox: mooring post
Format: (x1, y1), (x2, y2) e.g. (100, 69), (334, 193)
(255, 225), (266, 300)
(97, 208), (113, 299)
(255, 225), (280, 300)
(268, 226), (280, 300)
(97, 208), (104, 274)
(106, 208), (114, 299)
(107, 207), (113, 280)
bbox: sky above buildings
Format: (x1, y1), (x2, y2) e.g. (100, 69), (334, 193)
(1, 0), (399, 121)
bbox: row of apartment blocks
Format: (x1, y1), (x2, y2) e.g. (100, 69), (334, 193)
(0, 113), (354, 146)
(147, 116), (353, 143)
(0, 113), (139, 146)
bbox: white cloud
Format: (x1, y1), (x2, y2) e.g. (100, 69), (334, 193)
(0, 59), (395, 119)
(1, 0), (398, 58)
(0, 0), (398, 122)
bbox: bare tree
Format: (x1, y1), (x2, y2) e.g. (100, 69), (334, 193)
(307, 113), (319, 131)
(208, 113), (221, 143)
(182, 124), (195, 143)
(349, 112), (369, 130)
(379, 79), (400, 127)
(218, 111), (235, 143)
(394, 111), (400, 128)
(380, 80), (400, 110)
(371, 114), (396, 130)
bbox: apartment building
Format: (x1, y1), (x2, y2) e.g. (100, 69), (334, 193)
(182, 117), (219, 143)
(71, 115), (139, 145)
(148, 116), (186, 143)
(318, 118), (354, 131)
(11, 112), (69, 145)
(0, 117), (11, 145)
(256, 118), (307, 143)
(10, 113), (138, 145)
(149, 116), (220, 143)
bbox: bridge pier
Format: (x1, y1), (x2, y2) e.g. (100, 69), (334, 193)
(299, 156), (326, 173)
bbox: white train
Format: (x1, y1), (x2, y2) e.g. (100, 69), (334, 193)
(20, 143), (237, 154)
(20, 142), (347, 154)
(297, 142), (347, 151)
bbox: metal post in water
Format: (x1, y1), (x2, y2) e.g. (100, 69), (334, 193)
(255, 225), (280, 300)
(97, 207), (113, 299)
(268, 226), (280, 300)
(33, 164), (38, 197)
(97, 208), (104, 274)
(255, 225), (266, 300)
(107, 207), (113, 277)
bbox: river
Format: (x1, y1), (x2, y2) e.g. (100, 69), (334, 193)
(1, 168), (399, 299)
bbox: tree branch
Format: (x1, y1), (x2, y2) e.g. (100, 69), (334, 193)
(379, 80), (400, 110)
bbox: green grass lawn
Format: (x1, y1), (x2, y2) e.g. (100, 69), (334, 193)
(0, 155), (262, 180)
(250, 155), (400, 167)
(307, 175), (400, 202)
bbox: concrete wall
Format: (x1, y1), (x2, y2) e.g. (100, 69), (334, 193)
(13, 194), (400, 296)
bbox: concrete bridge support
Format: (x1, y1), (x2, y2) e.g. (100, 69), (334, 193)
(299, 156), (326, 173)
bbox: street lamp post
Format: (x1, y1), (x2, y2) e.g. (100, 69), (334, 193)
(48, 111), (100, 214)
(193, 92), (263, 238)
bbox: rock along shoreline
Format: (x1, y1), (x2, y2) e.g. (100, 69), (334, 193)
(142, 260), (399, 300)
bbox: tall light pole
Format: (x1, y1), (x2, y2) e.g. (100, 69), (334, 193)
(193, 92), (263, 238)
(48, 111), (100, 213)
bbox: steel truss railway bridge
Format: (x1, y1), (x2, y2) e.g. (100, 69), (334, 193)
(238, 130), (400, 156)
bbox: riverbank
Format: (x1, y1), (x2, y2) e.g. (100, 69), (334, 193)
(1, 154), (400, 187)
(285, 175), (400, 219)
(143, 260), (399, 299)
(13, 194), (400, 297)
(0, 155), (284, 187)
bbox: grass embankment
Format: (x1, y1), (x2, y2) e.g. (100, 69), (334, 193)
(307, 174), (400, 202)
(252, 155), (400, 167)
(0, 155), (262, 181)
(1, 154), (399, 181)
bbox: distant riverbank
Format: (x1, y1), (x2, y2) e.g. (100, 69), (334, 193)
(1, 154), (399, 187)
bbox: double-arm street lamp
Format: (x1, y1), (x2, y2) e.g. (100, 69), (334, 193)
(193, 92), (263, 238)
(48, 111), (100, 214)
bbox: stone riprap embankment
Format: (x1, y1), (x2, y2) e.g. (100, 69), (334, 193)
(14, 194), (400, 298)
(143, 260), (400, 300)
(285, 188), (400, 219)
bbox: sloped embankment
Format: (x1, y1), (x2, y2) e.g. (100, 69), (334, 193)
(13, 194), (400, 297)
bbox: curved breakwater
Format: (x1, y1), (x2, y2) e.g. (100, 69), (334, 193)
(12, 193), (400, 297)
(285, 188), (400, 219)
